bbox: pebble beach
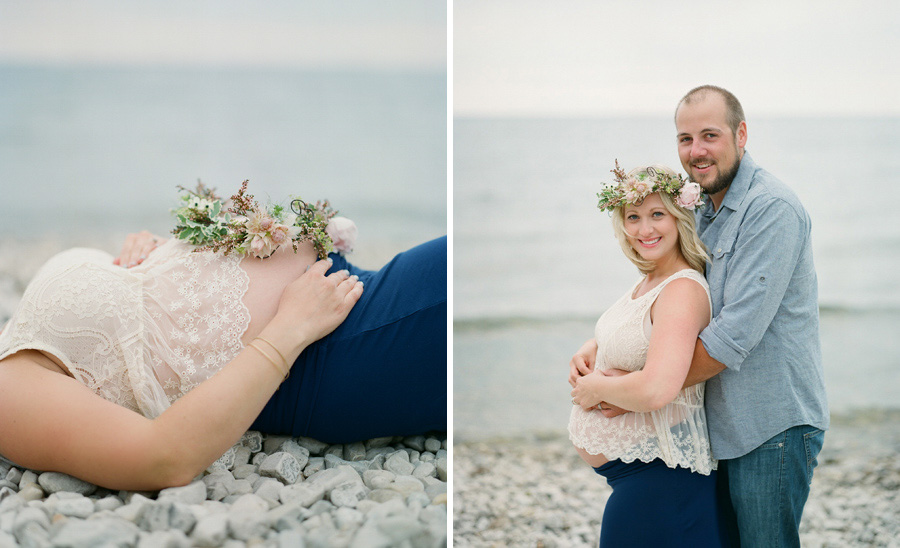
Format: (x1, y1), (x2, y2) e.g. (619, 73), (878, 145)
(454, 409), (900, 547)
(0, 432), (447, 547)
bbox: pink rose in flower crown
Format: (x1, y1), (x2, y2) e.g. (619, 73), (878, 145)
(676, 182), (704, 210)
(326, 216), (358, 254)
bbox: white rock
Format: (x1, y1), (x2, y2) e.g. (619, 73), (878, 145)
(280, 440), (311, 469)
(384, 452), (415, 476)
(158, 480), (207, 506)
(329, 483), (368, 508)
(17, 471), (38, 491)
(51, 517), (139, 547)
(306, 466), (363, 493)
(259, 452), (302, 485)
(280, 484), (325, 508)
(191, 513), (229, 547)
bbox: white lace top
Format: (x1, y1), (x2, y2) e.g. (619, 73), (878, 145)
(567, 268), (716, 475)
(0, 240), (250, 418)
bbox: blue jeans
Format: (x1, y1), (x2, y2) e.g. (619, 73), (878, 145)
(717, 425), (825, 547)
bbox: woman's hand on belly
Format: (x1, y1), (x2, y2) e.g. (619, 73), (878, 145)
(264, 258), (364, 356)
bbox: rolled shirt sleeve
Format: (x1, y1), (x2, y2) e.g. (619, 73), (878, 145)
(700, 197), (808, 371)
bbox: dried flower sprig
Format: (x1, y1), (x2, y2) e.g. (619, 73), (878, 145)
(171, 181), (356, 260)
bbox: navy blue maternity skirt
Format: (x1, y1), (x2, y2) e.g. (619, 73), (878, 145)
(250, 236), (447, 443)
(594, 459), (726, 548)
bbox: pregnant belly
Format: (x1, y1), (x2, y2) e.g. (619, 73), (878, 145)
(239, 242), (318, 345)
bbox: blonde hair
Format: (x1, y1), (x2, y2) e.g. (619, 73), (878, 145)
(609, 165), (709, 275)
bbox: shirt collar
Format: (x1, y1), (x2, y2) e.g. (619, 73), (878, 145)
(719, 151), (757, 212)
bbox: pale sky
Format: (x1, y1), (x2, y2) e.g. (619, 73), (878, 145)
(0, 0), (446, 70)
(455, 0), (899, 116)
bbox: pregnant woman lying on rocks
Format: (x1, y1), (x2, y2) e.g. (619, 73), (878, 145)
(0, 182), (446, 491)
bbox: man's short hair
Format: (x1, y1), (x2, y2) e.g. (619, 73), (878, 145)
(676, 85), (745, 136)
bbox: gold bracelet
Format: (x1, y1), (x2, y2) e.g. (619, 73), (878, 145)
(254, 337), (289, 373)
(248, 341), (288, 381)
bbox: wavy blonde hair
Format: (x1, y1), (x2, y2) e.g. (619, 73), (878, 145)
(609, 165), (709, 275)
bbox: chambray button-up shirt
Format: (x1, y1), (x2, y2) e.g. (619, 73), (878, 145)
(696, 153), (829, 460)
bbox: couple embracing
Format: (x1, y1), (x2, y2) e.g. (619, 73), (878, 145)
(568, 85), (829, 547)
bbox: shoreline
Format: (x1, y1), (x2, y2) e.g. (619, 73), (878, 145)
(454, 409), (900, 547)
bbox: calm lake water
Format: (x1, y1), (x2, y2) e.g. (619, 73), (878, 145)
(454, 116), (900, 440)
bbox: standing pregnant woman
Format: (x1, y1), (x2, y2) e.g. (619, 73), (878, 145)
(0, 182), (446, 491)
(568, 164), (725, 547)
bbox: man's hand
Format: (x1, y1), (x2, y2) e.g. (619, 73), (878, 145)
(569, 339), (598, 387)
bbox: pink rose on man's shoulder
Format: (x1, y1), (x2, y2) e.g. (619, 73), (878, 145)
(676, 182), (703, 210)
(326, 216), (358, 253)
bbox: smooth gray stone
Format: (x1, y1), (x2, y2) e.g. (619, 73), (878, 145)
(231, 479), (253, 497)
(344, 442), (367, 462)
(50, 518), (139, 548)
(279, 440), (310, 469)
(17, 483), (43, 503)
(364, 437), (394, 450)
(307, 500), (336, 516)
(233, 446), (252, 468)
(294, 436), (329, 456)
(136, 529), (191, 548)
(329, 482), (368, 508)
(367, 489), (404, 504)
(259, 452), (302, 485)
(363, 470), (396, 490)
(239, 431), (264, 453)
(368, 454), (386, 471)
(386, 476), (424, 497)
(226, 494), (269, 541)
(419, 452), (436, 463)
(158, 480), (207, 506)
(0, 482), (16, 494)
(0, 488), (15, 505)
(324, 445), (344, 459)
(420, 476), (447, 500)
(402, 435), (426, 452)
(333, 506), (364, 529)
(406, 491), (431, 509)
(52, 494), (95, 519)
(276, 529), (306, 548)
(18, 471), (38, 491)
(37, 472), (96, 496)
(324, 454), (346, 470)
(280, 484), (325, 508)
(138, 501), (197, 534)
(306, 466), (363, 493)
(232, 464), (257, 480)
(413, 462), (436, 479)
(424, 437), (442, 453)
(303, 457), (325, 478)
(94, 496), (124, 512)
(253, 478), (284, 508)
(435, 457), (448, 482)
(384, 451), (415, 476)
(376, 515), (426, 543)
(4, 469), (21, 487)
(365, 447), (395, 460)
(263, 436), (290, 455)
(191, 513), (229, 547)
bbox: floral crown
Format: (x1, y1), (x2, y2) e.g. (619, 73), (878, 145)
(596, 160), (705, 212)
(171, 181), (357, 260)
